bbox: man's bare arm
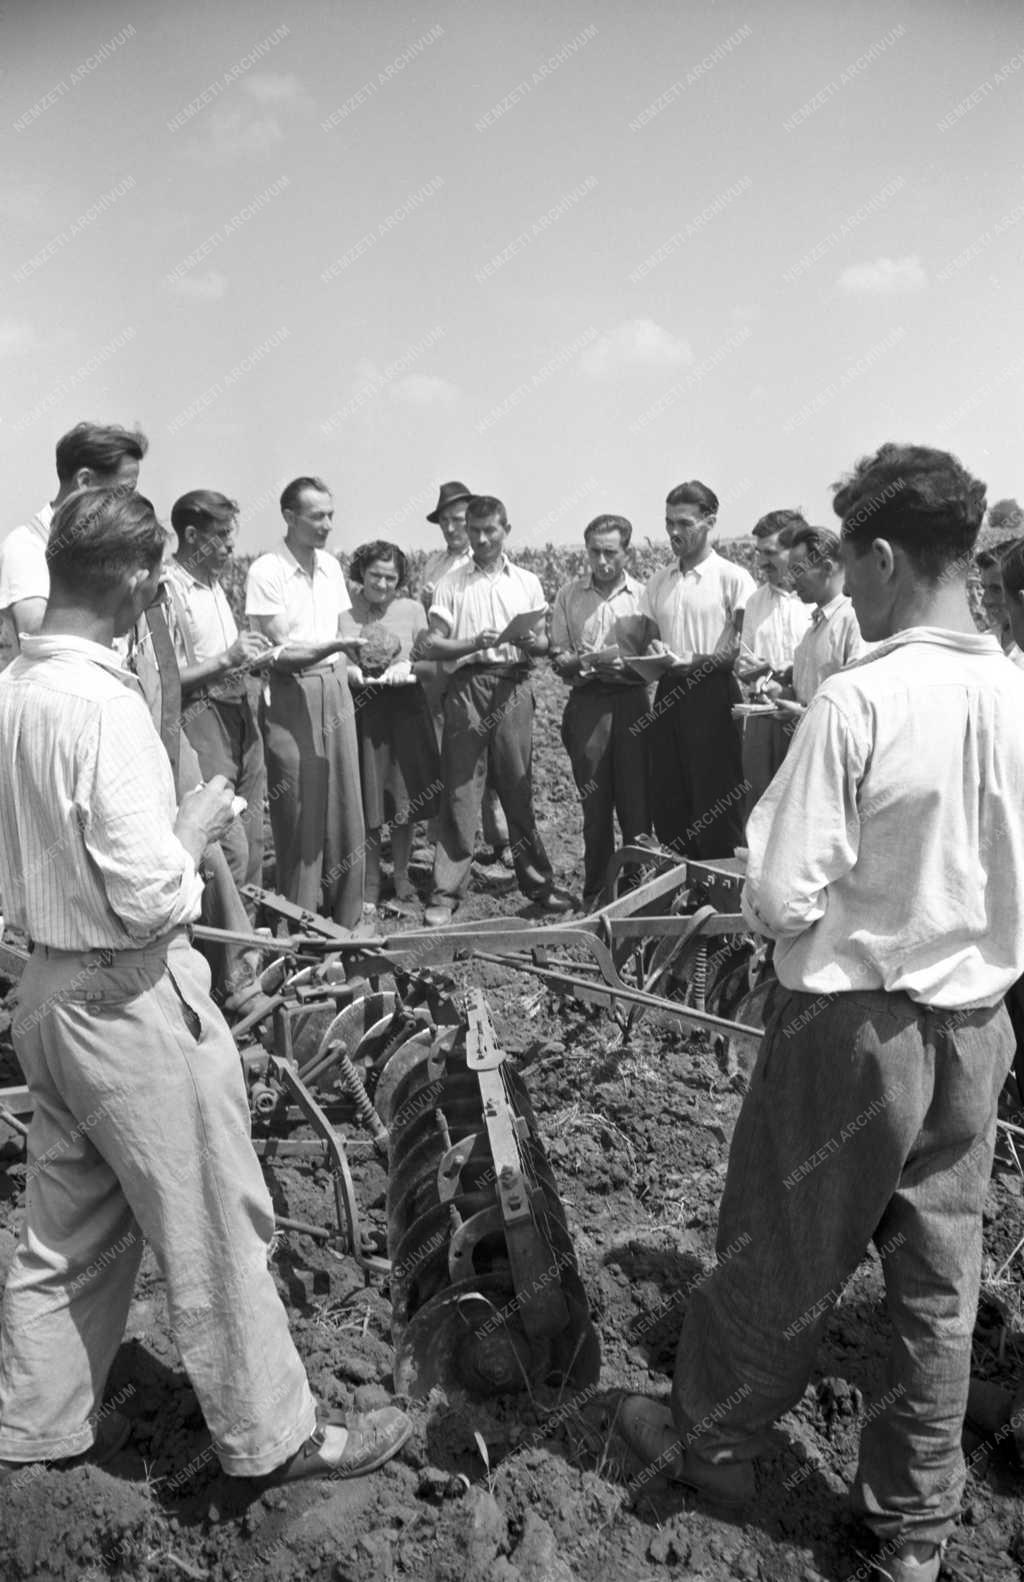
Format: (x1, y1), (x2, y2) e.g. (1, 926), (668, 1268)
(248, 613), (362, 674)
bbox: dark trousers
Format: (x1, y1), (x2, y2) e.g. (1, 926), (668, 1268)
(431, 668), (553, 904)
(262, 667), (364, 928)
(649, 668), (746, 860)
(560, 684), (651, 904)
(421, 662), (508, 850)
(672, 986), (1013, 1547)
(741, 712), (795, 818)
(182, 693), (266, 892)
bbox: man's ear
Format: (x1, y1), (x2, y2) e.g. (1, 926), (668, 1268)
(73, 466), (97, 491)
(505, 520), (512, 536)
(871, 537), (897, 580)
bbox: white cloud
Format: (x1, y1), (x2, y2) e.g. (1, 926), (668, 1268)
(0, 319), (38, 357)
(205, 107), (283, 159)
(168, 269), (228, 302)
(242, 73), (309, 106)
(580, 318), (692, 379)
(836, 255), (928, 295)
(390, 375), (459, 408)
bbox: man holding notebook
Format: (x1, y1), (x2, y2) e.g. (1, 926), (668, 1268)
(549, 513), (651, 910)
(415, 494), (572, 922)
(639, 481), (756, 859)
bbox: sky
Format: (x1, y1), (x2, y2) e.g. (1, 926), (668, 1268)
(1, 0), (1022, 555)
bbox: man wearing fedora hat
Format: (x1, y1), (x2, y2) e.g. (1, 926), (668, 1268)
(419, 480), (511, 873)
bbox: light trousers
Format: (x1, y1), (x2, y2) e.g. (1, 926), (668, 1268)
(0, 934), (316, 1476)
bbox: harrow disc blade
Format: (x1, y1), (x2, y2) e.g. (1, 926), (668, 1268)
(394, 1274), (544, 1399)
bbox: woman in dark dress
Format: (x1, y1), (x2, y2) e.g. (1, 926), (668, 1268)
(342, 541), (441, 917)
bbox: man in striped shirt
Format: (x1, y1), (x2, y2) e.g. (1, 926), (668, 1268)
(0, 486), (410, 1484)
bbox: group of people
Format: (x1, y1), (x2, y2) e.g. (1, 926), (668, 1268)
(1, 425), (1024, 1581)
(0, 425), (889, 935)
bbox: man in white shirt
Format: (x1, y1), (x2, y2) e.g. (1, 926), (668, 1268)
(0, 421), (148, 650)
(166, 491), (270, 894)
(245, 477), (365, 929)
(640, 481), (756, 859)
(549, 514), (651, 909)
(419, 480), (510, 870)
(768, 526), (867, 717)
(415, 494), (572, 923)
(736, 509), (813, 811)
(0, 484), (411, 1485)
(615, 443), (1024, 1582)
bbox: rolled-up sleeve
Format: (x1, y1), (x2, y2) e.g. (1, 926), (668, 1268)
(742, 695), (863, 938)
(81, 695), (204, 940)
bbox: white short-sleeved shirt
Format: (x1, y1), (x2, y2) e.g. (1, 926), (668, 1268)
(740, 583), (812, 670)
(430, 554), (546, 669)
(640, 550), (756, 656)
(0, 504), (52, 613)
(244, 543), (350, 643)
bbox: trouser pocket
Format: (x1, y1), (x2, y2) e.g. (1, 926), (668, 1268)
(165, 967), (203, 1041)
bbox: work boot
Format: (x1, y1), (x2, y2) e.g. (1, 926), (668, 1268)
(258, 1409), (412, 1485)
(595, 1394), (754, 1509)
(424, 902), (455, 927)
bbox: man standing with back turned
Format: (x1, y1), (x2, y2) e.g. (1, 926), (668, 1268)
(0, 486), (411, 1485)
(613, 445), (1024, 1581)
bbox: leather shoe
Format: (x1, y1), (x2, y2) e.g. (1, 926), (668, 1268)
(424, 903), (454, 927)
(596, 1394), (753, 1509)
(533, 887), (575, 916)
(259, 1408), (412, 1485)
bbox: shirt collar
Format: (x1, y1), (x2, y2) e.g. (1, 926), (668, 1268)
(30, 503), (54, 540)
(846, 626), (1005, 667)
(674, 550), (717, 581)
(470, 552), (511, 577)
(19, 632), (141, 687)
(281, 541), (326, 579)
(585, 571), (634, 595)
(816, 594), (846, 621)
(169, 558), (219, 593)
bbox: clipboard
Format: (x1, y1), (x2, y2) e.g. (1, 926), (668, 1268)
(497, 607), (548, 645)
(624, 652), (680, 681)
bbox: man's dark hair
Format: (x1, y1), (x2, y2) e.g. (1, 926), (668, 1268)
(170, 489), (238, 542)
(54, 422), (148, 485)
(280, 476), (330, 516)
(753, 508), (807, 543)
(976, 543), (1018, 572)
(833, 443), (987, 579)
(998, 538), (1024, 599)
(666, 481), (719, 518)
(47, 487), (165, 596)
(466, 495), (508, 527)
(584, 514), (632, 549)
(349, 540), (408, 588)
(789, 526), (842, 567)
